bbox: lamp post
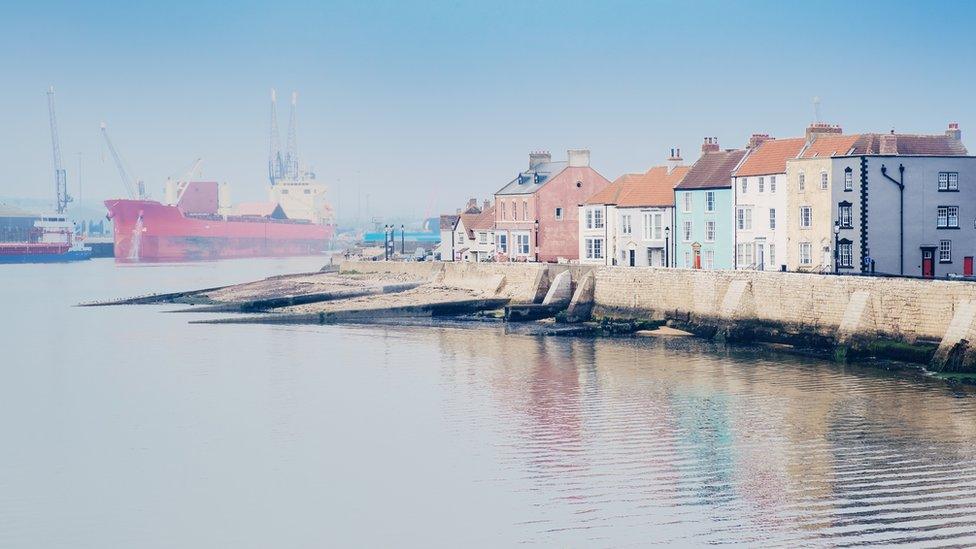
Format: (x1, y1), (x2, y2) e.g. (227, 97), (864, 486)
(400, 224), (405, 254)
(533, 220), (540, 263)
(664, 226), (670, 268)
(833, 220), (840, 274)
(383, 224), (388, 260)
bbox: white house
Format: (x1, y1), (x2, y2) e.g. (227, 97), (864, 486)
(579, 153), (688, 266)
(732, 133), (807, 271)
(452, 205), (495, 262)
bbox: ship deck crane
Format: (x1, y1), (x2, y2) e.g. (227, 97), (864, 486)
(47, 87), (71, 214)
(165, 157), (203, 204)
(100, 122), (142, 199)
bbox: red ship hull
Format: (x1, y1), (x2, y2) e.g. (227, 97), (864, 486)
(105, 199), (333, 261)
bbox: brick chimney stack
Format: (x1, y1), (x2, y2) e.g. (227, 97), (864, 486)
(879, 131), (898, 155)
(701, 137), (720, 153)
(529, 151), (551, 170)
(806, 122), (843, 142)
(947, 122), (962, 141)
(748, 133), (771, 149)
(483, 199), (490, 212)
(466, 198), (478, 212)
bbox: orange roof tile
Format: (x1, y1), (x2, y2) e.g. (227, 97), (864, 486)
(799, 134), (863, 158)
(586, 166), (688, 207)
(735, 138), (806, 176)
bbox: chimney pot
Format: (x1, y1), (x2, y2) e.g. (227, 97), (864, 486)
(947, 122), (962, 141)
(529, 150), (551, 170)
(748, 133), (772, 149)
(805, 122), (843, 141)
(879, 133), (898, 155)
(701, 137), (720, 153)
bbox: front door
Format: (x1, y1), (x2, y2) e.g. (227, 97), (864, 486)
(648, 248), (663, 267)
(756, 243), (765, 271)
(922, 248), (935, 278)
(628, 249), (635, 267)
(965, 256), (973, 276)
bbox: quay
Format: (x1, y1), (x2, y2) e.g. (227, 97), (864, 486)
(87, 260), (976, 375)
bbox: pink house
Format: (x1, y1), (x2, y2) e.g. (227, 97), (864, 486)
(493, 149), (610, 262)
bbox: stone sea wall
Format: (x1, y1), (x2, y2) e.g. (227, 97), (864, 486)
(340, 261), (976, 371)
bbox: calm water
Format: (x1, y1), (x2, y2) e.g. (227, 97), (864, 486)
(3, 258), (976, 547)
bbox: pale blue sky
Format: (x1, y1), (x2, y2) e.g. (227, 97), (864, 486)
(3, 0), (974, 222)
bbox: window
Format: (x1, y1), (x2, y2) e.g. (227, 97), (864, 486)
(621, 214), (632, 235)
(304, 189), (312, 194)
(682, 220), (692, 242)
(769, 208), (776, 229)
(593, 208), (604, 229)
(799, 242), (812, 265)
(516, 233), (530, 255)
(839, 241), (853, 268)
(758, 177), (765, 193)
(820, 171), (828, 190)
(554, 207), (563, 220)
(798, 172), (805, 191)
(585, 209), (593, 229)
(643, 212), (662, 240)
(705, 191), (715, 212)
(497, 233), (508, 254)
(740, 177), (748, 194)
(938, 206), (959, 228)
(939, 172), (959, 191)
(705, 220), (716, 242)
(736, 207), (752, 230)
(703, 250), (714, 270)
(800, 206), (812, 229)
(940, 239), (952, 263)
(844, 168), (853, 191)
(478, 232), (487, 244)
(769, 244), (776, 267)
(770, 175), (777, 193)
(501, 202), (507, 220)
(456, 231), (464, 245)
(736, 243), (754, 267)
(522, 201), (528, 221)
(683, 192), (692, 212)
(585, 237), (604, 260)
(684, 251), (691, 268)
(839, 203), (853, 228)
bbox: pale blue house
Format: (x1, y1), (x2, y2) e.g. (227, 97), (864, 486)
(672, 139), (747, 269)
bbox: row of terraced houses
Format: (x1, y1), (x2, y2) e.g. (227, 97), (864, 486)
(438, 122), (975, 278)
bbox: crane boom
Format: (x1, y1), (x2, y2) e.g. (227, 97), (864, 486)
(47, 87), (71, 214)
(100, 122), (137, 199)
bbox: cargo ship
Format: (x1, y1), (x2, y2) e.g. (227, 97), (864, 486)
(0, 211), (92, 264)
(104, 89), (334, 262)
(105, 179), (333, 262)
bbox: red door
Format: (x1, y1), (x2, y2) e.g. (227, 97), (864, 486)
(965, 256), (973, 276)
(922, 249), (934, 278)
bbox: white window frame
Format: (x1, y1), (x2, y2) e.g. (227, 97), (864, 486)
(740, 177), (748, 194)
(705, 191), (715, 212)
(770, 175), (777, 193)
(844, 170), (853, 191)
(585, 237), (604, 260)
(839, 204), (853, 228)
(769, 208), (776, 229)
(939, 172), (959, 191)
(515, 232), (530, 255)
(799, 242), (812, 265)
(736, 207), (752, 230)
(705, 220), (715, 242)
(622, 214), (632, 235)
(592, 208), (604, 229)
(758, 177), (764, 193)
(683, 192), (692, 213)
(703, 250), (714, 270)
(839, 241), (853, 268)
(938, 206), (959, 228)
(940, 239), (952, 263)
(497, 233), (508, 254)
(800, 206), (812, 229)
(682, 220), (692, 242)
(798, 172), (805, 191)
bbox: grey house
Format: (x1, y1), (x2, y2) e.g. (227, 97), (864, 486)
(832, 124), (973, 277)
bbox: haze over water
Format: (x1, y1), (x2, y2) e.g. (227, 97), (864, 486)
(3, 258), (976, 547)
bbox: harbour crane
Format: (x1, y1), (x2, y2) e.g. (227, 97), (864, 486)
(47, 87), (72, 214)
(100, 122), (143, 199)
(268, 89), (284, 185)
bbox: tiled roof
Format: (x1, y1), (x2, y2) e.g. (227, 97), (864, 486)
(439, 214), (459, 231)
(458, 206), (495, 238)
(735, 138), (806, 176)
(495, 161), (569, 195)
(799, 135), (863, 158)
(674, 149), (747, 190)
(799, 133), (968, 158)
(587, 166), (688, 207)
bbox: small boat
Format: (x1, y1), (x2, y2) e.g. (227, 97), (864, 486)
(0, 214), (92, 264)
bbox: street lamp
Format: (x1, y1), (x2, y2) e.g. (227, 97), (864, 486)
(400, 224), (405, 254)
(533, 220), (540, 263)
(833, 220), (840, 274)
(664, 226), (670, 268)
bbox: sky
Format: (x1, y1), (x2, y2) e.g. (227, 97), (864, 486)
(3, 0), (976, 224)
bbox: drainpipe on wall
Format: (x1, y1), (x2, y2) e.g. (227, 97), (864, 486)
(880, 163), (905, 275)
